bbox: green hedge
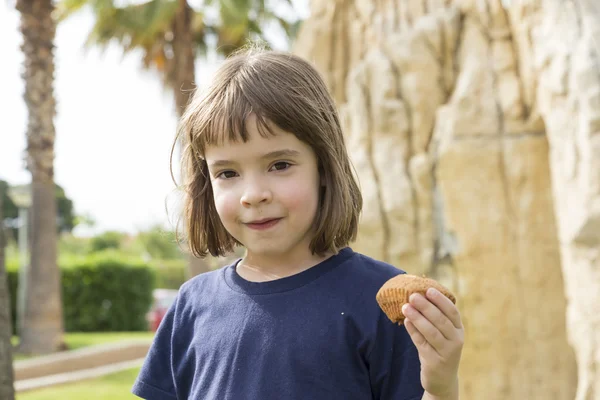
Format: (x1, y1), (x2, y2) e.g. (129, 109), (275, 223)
(150, 259), (187, 289)
(6, 252), (155, 333)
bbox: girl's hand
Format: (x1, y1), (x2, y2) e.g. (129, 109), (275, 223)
(402, 288), (464, 399)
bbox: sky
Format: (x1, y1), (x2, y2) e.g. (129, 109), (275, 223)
(0, 2), (308, 236)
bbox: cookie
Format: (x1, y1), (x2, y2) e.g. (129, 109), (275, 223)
(376, 274), (456, 325)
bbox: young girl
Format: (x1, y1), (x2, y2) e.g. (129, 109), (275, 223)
(132, 48), (464, 400)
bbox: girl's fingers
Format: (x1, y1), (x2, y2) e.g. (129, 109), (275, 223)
(403, 318), (426, 347)
(404, 318), (436, 357)
(409, 292), (459, 341)
(425, 288), (463, 330)
(402, 304), (445, 354)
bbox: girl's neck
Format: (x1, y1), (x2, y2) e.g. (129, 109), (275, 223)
(237, 249), (331, 283)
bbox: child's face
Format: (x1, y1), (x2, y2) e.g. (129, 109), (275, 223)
(204, 115), (321, 262)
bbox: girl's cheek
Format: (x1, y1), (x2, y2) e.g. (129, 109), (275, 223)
(280, 178), (319, 209)
(213, 190), (238, 220)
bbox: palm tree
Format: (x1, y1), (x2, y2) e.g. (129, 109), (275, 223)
(57, 0), (298, 277)
(0, 190), (15, 400)
(15, 0), (65, 354)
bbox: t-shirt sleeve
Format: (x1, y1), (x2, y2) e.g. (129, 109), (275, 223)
(367, 313), (424, 400)
(132, 300), (178, 400)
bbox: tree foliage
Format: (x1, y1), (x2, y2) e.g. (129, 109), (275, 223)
(0, 180), (76, 237)
(56, 0), (300, 91)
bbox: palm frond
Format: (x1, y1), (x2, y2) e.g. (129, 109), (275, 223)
(87, 0), (177, 50)
(57, 0), (301, 85)
(192, 11), (210, 57)
(54, 0), (90, 21)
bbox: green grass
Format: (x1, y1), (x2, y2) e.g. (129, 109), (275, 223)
(59, 332), (154, 351)
(12, 332), (154, 360)
(13, 332), (153, 399)
(16, 366), (141, 400)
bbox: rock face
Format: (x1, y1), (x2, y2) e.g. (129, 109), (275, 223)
(295, 0), (600, 398)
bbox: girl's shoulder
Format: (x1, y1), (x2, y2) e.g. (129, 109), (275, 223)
(174, 265), (229, 305)
(340, 250), (408, 287)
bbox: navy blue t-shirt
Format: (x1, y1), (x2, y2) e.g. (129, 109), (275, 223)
(132, 247), (424, 399)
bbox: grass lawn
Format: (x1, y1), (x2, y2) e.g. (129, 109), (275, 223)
(16, 366), (141, 400)
(12, 331), (154, 360)
(58, 331), (154, 351)
(13, 332), (153, 399)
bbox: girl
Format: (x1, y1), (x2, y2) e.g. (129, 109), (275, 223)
(132, 48), (464, 400)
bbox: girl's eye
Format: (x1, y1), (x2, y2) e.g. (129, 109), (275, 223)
(216, 170), (238, 179)
(271, 162), (291, 171)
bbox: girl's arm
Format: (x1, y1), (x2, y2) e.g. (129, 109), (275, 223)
(132, 298), (179, 400)
(401, 288), (464, 400)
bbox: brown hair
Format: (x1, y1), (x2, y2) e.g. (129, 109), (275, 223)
(173, 46), (362, 258)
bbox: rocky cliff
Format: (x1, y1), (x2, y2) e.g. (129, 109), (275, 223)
(295, 0), (600, 398)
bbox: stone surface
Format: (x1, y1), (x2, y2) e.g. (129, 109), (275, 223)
(15, 358), (145, 393)
(521, 1), (600, 398)
(295, 0), (600, 398)
(13, 339), (151, 381)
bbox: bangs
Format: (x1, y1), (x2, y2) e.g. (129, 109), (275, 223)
(194, 79), (277, 155)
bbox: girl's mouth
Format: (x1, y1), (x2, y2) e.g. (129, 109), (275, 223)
(245, 218), (281, 230)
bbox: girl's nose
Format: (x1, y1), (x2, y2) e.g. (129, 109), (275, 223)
(240, 180), (272, 207)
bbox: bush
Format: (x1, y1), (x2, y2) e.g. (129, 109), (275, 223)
(150, 259), (187, 289)
(136, 226), (184, 261)
(89, 231), (126, 252)
(7, 252), (155, 333)
(58, 234), (91, 257)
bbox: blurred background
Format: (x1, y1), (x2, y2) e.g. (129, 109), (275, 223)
(1, 0), (599, 399)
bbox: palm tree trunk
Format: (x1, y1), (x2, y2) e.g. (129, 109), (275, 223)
(172, 0), (195, 117)
(16, 0), (64, 354)
(0, 193), (16, 400)
(172, 0), (211, 278)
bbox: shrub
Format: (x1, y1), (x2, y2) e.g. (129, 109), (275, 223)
(7, 252), (155, 333)
(135, 226), (184, 261)
(150, 259), (186, 289)
(89, 231), (126, 252)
